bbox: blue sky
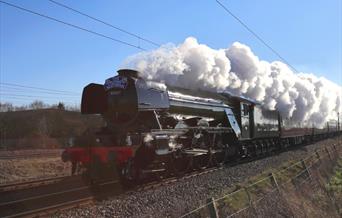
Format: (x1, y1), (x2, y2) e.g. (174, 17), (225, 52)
(0, 0), (341, 105)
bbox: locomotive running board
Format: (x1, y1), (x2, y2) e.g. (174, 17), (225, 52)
(183, 148), (209, 156)
(141, 168), (166, 174)
(150, 127), (233, 135)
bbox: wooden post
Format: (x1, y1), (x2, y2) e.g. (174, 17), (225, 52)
(244, 187), (259, 217)
(207, 197), (219, 218)
(269, 173), (280, 191)
(325, 147), (332, 161)
(315, 148), (341, 214)
(269, 173), (295, 217)
(301, 159), (312, 181)
(332, 144), (337, 152)
(315, 150), (321, 162)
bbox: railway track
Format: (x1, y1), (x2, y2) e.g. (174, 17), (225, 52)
(0, 152), (61, 160)
(0, 168), (227, 217)
(0, 175), (76, 192)
(0, 175), (120, 218)
(0, 140), (339, 218)
(0, 165), (229, 218)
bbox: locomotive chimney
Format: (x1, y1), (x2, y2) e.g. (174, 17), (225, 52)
(117, 69), (140, 78)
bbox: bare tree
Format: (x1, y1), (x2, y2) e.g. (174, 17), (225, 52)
(66, 103), (80, 112)
(0, 102), (14, 112)
(29, 100), (45, 110)
(57, 102), (65, 110)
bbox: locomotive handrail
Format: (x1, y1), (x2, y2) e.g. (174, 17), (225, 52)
(150, 127), (233, 134)
(169, 96), (231, 109)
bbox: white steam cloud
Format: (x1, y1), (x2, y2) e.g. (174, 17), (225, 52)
(122, 37), (341, 127)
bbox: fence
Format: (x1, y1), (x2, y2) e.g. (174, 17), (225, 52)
(181, 143), (341, 218)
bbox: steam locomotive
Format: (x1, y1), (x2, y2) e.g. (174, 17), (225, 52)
(62, 69), (341, 184)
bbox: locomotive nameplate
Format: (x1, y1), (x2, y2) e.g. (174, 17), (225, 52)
(104, 75), (128, 90)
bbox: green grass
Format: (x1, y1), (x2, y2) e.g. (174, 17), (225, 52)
(221, 155), (319, 210)
(326, 159), (342, 193)
(222, 188), (249, 211)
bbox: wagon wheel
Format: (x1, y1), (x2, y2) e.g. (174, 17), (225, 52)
(266, 140), (272, 155)
(262, 141), (268, 156)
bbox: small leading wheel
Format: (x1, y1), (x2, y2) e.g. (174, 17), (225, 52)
(194, 152), (211, 170)
(120, 158), (142, 187)
(169, 151), (191, 177)
(212, 146), (228, 167)
(71, 161), (78, 175)
(88, 155), (102, 183)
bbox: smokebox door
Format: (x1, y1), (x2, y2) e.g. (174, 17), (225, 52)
(81, 83), (107, 114)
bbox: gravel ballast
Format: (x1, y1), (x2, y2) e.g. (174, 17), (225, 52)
(54, 137), (341, 218)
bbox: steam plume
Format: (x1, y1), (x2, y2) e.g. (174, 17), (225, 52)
(122, 37), (341, 127)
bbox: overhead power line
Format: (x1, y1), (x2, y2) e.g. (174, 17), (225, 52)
(0, 93), (77, 100)
(48, 0), (161, 47)
(0, 85), (80, 96)
(0, 96), (78, 104)
(215, 0), (300, 73)
(0, 0), (146, 51)
(0, 82), (80, 95)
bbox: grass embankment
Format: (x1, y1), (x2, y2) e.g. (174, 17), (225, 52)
(222, 153), (317, 211)
(326, 159), (342, 215)
(218, 147), (341, 217)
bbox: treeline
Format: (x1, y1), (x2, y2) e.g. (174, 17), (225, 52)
(0, 100), (80, 112)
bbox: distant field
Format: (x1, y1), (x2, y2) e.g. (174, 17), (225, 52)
(0, 109), (103, 149)
(0, 156), (71, 184)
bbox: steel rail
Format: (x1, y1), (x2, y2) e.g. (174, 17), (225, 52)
(0, 178), (119, 218)
(0, 152), (61, 160)
(3, 197), (94, 218)
(0, 175), (74, 192)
